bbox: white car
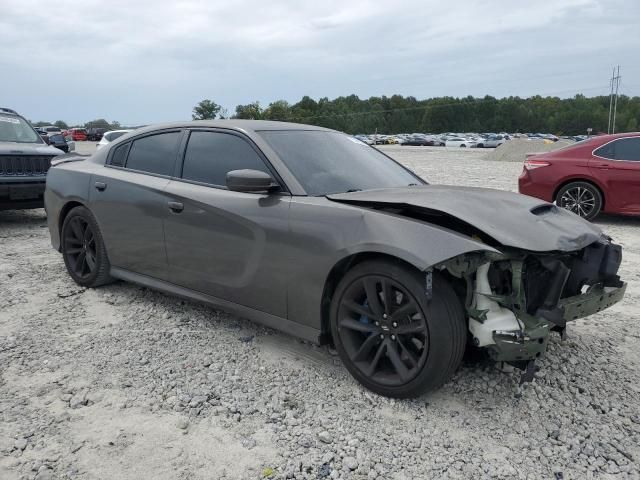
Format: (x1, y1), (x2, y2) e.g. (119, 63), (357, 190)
(477, 134), (508, 148)
(96, 129), (133, 149)
(445, 137), (475, 148)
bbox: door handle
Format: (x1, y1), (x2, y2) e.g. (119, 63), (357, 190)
(168, 201), (184, 213)
(595, 163), (609, 169)
(94, 181), (107, 191)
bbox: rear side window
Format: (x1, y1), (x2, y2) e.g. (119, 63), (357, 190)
(181, 131), (269, 186)
(595, 137), (640, 161)
(110, 142), (130, 167)
(125, 132), (181, 175)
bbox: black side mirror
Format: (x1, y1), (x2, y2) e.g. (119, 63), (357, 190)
(226, 169), (279, 193)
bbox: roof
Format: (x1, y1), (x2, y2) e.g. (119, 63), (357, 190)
(131, 119), (334, 136)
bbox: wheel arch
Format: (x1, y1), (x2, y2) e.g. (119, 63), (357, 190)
(553, 177), (606, 210)
(58, 200), (87, 241)
(319, 252), (426, 346)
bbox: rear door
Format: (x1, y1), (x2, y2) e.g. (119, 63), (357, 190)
(590, 136), (640, 213)
(89, 130), (184, 280)
(163, 129), (291, 317)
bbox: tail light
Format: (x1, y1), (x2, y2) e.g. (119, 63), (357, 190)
(524, 159), (551, 170)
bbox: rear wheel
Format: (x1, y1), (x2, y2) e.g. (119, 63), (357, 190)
(61, 206), (113, 287)
(555, 181), (602, 220)
(330, 260), (466, 398)
(460, 144), (466, 148)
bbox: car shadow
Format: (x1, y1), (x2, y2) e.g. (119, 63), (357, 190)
(0, 208), (47, 227)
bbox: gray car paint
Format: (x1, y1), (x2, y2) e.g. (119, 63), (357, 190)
(44, 120), (601, 343)
(328, 185), (603, 252)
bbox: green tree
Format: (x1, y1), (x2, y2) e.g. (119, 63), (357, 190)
(234, 101), (263, 119)
(84, 119), (111, 130)
(192, 99), (222, 120)
(53, 120), (69, 129)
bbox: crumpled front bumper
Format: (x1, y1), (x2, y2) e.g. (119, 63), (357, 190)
(489, 281), (627, 362)
(486, 238), (625, 363)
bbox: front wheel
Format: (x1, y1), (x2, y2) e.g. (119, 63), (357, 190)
(61, 206), (114, 287)
(330, 260), (466, 398)
(556, 181), (602, 220)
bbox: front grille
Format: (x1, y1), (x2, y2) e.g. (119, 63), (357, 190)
(0, 155), (54, 176)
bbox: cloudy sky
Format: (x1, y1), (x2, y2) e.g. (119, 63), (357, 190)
(2, 0), (639, 125)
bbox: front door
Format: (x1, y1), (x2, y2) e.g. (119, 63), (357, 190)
(163, 129), (291, 317)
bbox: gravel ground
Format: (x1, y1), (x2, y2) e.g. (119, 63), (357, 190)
(1, 144), (639, 480)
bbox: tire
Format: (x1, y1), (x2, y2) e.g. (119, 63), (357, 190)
(330, 260), (466, 398)
(477, 144), (484, 148)
(61, 206), (114, 287)
(555, 181), (602, 221)
(460, 144), (466, 148)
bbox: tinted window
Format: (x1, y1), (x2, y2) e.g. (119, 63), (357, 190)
(105, 131), (128, 142)
(595, 142), (615, 159)
(258, 130), (422, 196)
(126, 132), (180, 175)
(612, 137), (640, 161)
(110, 142), (130, 167)
(181, 131), (269, 186)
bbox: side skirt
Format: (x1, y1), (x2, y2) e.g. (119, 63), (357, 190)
(110, 267), (321, 344)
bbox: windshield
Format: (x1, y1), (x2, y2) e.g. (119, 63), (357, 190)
(258, 130), (424, 195)
(0, 115), (42, 143)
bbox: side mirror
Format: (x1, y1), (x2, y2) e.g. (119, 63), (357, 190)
(226, 169), (279, 193)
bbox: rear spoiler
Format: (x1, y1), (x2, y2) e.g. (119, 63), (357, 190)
(51, 153), (89, 167)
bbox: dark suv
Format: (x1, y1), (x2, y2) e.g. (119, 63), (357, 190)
(0, 107), (64, 210)
(86, 128), (106, 141)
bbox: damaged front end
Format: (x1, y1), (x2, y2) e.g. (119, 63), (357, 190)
(439, 236), (626, 379)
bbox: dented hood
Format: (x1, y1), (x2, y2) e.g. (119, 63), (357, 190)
(327, 185), (603, 252)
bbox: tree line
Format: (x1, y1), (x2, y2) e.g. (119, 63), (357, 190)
(194, 94), (640, 135)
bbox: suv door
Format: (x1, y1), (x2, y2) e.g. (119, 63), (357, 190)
(163, 129), (291, 317)
(89, 130), (184, 280)
(590, 136), (640, 213)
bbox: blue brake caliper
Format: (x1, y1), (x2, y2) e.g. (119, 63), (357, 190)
(359, 299), (371, 335)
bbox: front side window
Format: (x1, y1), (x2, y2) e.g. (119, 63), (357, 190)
(258, 130), (423, 196)
(181, 131), (270, 186)
(125, 132), (181, 175)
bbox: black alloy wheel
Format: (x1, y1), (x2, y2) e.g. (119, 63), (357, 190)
(556, 181), (602, 221)
(64, 216), (97, 280)
(337, 275), (428, 387)
(330, 260), (466, 398)
(61, 206), (113, 287)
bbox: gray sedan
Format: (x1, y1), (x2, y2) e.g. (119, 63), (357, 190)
(45, 120), (626, 397)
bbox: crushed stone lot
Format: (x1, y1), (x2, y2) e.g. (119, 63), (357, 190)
(1, 144), (640, 480)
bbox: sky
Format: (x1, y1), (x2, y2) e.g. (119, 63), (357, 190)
(1, 0), (639, 125)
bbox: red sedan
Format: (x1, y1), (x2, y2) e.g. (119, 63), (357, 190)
(66, 128), (87, 141)
(518, 132), (640, 220)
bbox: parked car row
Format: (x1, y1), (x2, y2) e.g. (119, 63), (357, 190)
(355, 132), (512, 148)
(353, 131), (585, 148)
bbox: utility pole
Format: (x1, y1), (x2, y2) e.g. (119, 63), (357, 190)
(608, 67), (615, 134)
(608, 66), (621, 134)
(612, 65), (621, 134)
